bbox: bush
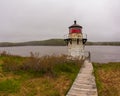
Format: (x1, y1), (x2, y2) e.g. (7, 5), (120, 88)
(2, 52), (83, 77)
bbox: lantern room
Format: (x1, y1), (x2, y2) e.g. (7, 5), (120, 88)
(64, 20), (87, 46)
(69, 20), (82, 34)
(68, 21), (83, 39)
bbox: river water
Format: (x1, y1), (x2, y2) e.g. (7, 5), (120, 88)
(0, 46), (120, 63)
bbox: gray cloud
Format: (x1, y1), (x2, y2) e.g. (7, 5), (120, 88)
(0, 0), (120, 42)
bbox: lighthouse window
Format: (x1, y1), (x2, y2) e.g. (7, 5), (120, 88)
(77, 39), (79, 44)
(70, 28), (81, 33)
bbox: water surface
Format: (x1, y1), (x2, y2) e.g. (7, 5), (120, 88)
(0, 46), (120, 63)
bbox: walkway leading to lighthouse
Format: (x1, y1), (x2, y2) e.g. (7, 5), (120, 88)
(66, 60), (98, 96)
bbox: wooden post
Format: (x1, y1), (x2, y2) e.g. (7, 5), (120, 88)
(88, 51), (91, 62)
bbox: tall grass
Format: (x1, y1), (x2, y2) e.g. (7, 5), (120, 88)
(2, 52), (83, 77)
(0, 79), (20, 93)
(0, 51), (83, 95)
(93, 62), (120, 96)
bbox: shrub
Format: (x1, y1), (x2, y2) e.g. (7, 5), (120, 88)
(2, 52), (83, 77)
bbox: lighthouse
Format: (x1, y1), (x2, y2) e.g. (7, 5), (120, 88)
(64, 20), (87, 59)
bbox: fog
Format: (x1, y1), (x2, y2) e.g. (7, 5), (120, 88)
(0, 0), (120, 42)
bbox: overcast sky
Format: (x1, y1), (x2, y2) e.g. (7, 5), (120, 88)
(0, 0), (120, 42)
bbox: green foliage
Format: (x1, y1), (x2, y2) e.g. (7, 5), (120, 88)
(53, 60), (81, 76)
(0, 52), (83, 96)
(0, 79), (20, 93)
(0, 39), (66, 47)
(87, 42), (120, 46)
(2, 52), (83, 78)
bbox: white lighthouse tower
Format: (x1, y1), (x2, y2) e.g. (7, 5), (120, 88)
(64, 20), (87, 59)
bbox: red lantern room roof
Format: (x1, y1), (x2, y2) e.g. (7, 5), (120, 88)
(69, 20), (82, 29)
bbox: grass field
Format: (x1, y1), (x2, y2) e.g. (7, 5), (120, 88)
(93, 62), (120, 96)
(0, 52), (83, 96)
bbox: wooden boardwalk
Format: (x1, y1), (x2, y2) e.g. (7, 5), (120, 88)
(66, 60), (98, 96)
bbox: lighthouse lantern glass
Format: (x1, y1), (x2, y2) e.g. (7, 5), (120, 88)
(69, 28), (81, 33)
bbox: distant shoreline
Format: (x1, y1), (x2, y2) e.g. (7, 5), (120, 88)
(0, 39), (120, 47)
